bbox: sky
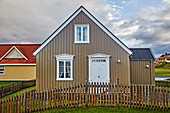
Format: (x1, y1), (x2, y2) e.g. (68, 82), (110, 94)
(0, 0), (170, 57)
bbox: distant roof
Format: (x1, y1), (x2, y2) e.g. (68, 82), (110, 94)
(129, 48), (155, 60)
(0, 44), (40, 64)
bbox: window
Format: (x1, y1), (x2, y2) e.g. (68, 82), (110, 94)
(74, 24), (89, 43)
(55, 54), (74, 80)
(0, 66), (4, 75)
(7, 50), (22, 58)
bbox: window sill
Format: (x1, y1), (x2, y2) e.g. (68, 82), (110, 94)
(56, 78), (73, 81)
(74, 41), (90, 44)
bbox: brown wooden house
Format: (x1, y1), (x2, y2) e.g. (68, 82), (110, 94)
(33, 6), (155, 90)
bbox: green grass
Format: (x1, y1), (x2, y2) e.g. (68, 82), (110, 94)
(155, 69), (170, 76)
(155, 64), (170, 76)
(33, 107), (168, 113)
(0, 81), (19, 87)
(0, 86), (36, 99)
(155, 64), (170, 69)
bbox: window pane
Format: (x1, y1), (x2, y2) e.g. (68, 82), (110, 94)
(59, 61), (64, 66)
(83, 27), (87, 41)
(66, 61), (70, 66)
(66, 73), (71, 78)
(59, 73), (64, 78)
(77, 27), (81, 41)
(59, 61), (64, 78)
(66, 61), (71, 78)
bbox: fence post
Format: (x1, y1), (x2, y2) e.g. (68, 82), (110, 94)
(116, 78), (119, 107)
(23, 89), (27, 113)
(1, 86), (3, 97)
(85, 79), (88, 107)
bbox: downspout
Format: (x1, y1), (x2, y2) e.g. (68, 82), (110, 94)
(150, 60), (153, 85)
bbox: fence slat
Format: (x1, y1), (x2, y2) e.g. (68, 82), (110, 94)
(108, 83), (110, 107)
(92, 83), (93, 106)
(105, 82), (107, 107)
(163, 87), (165, 111)
(160, 86), (162, 110)
(100, 83), (102, 106)
(114, 84), (116, 107)
(157, 86), (159, 110)
(154, 86), (155, 109)
(103, 82), (104, 106)
(68, 85), (70, 108)
(120, 84), (122, 107)
(166, 87), (168, 111)
(111, 83), (113, 107)
(126, 85), (129, 107)
(135, 84), (137, 108)
(97, 83), (99, 106)
(94, 83), (96, 106)
(88, 82), (90, 107)
(123, 85), (125, 107)
(132, 84), (134, 108)
(145, 85), (147, 108)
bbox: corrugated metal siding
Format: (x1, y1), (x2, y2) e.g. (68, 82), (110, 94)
(36, 11), (130, 90)
(130, 60), (155, 84)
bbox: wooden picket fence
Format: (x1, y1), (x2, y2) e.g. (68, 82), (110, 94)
(0, 82), (169, 113)
(0, 80), (36, 97)
(0, 82), (22, 97)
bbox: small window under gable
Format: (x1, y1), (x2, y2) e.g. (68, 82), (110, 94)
(74, 24), (90, 43)
(0, 46), (28, 60)
(55, 54), (74, 81)
(6, 50), (22, 58)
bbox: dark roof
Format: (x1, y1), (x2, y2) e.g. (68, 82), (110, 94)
(129, 48), (155, 60)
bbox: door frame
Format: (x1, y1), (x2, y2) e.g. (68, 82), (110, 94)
(88, 53), (111, 83)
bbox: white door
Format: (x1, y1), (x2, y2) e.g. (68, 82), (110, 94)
(90, 58), (108, 83)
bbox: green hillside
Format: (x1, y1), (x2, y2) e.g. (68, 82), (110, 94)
(155, 63), (170, 69)
(155, 64), (170, 76)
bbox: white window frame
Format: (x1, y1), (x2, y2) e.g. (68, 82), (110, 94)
(0, 66), (4, 75)
(74, 24), (90, 43)
(55, 54), (74, 81)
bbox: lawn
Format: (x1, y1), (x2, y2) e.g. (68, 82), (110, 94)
(155, 69), (170, 76)
(0, 81), (19, 87)
(0, 86), (36, 99)
(155, 64), (170, 76)
(33, 107), (168, 113)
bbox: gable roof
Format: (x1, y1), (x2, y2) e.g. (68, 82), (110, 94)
(33, 6), (132, 56)
(0, 46), (28, 60)
(129, 48), (155, 60)
(0, 44), (40, 64)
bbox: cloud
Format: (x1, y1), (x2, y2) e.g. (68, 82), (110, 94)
(111, 6), (170, 57)
(0, 0), (169, 57)
(0, 0), (109, 43)
(163, 0), (170, 4)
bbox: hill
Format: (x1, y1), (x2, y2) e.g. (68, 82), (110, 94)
(155, 64), (170, 76)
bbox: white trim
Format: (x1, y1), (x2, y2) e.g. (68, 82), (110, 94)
(0, 64), (36, 66)
(55, 54), (74, 81)
(88, 53), (111, 58)
(0, 46), (28, 60)
(33, 6), (132, 56)
(74, 24), (90, 43)
(88, 53), (111, 83)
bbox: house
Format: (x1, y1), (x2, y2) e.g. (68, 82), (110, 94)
(156, 53), (170, 64)
(130, 48), (155, 84)
(33, 6), (155, 90)
(0, 44), (40, 81)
